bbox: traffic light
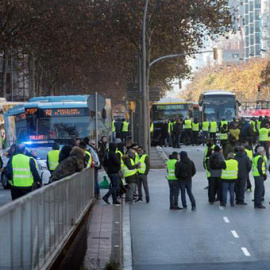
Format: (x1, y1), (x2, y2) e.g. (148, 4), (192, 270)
(213, 48), (218, 60)
(257, 84), (261, 92)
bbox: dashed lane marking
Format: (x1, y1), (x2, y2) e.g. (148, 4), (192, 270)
(223, 217), (230, 223)
(0, 195), (5, 197)
(241, 247), (251, 257)
(231, 230), (239, 238)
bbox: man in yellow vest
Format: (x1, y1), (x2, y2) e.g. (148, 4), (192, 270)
(192, 118), (200, 145)
(112, 119), (116, 142)
(121, 118), (129, 144)
(209, 118), (218, 144)
(166, 152), (181, 210)
(136, 146), (150, 203)
(220, 152), (238, 207)
(253, 146), (267, 209)
(123, 149), (141, 204)
(6, 144), (41, 200)
(183, 117), (192, 145)
(47, 142), (60, 173)
(219, 124), (228, 149)
(202, 118), (210, 146)
(219, 118), (228, 132)
(258, 124), (270, 160)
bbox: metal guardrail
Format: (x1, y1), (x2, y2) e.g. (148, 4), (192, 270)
(0, 168), (94, 270)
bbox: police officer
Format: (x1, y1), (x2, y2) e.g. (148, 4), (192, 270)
(167, 152), (181, 210)
(136, 147), (150, 203)
(253, 146), (267, 209)
(258, 124), (270, 160)
(202, 118), (210, 146)
(220, 152), (238, 207)
(47, 142), (60, 173)
(210, 118), (218, 144)
(6, 144), (41, 200)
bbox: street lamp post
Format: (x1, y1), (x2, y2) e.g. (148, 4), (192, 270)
(142, 0), (150, 153)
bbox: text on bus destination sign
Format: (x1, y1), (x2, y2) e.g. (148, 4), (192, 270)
(44, 108), (85, 117)
(156, 104), (186, 110)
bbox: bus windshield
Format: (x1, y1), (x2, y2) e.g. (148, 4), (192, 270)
(203, 95), (236, 122)
(151, 104), (189, 121)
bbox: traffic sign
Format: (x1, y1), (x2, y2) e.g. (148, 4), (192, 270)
(87, 93), (105, 112)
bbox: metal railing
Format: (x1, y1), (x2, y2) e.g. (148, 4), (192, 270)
(0, 168), (94, 270)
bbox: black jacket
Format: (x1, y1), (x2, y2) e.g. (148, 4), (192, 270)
(103, 151), (121, 174)
(175, 157), (196, 181)
(234, 152), (251, 178)
(123, 155), (139, 183)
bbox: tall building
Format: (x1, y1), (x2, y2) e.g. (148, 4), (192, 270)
(261, 0), (270, 57)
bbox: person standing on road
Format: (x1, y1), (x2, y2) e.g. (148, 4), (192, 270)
(252, 146), (267, 209)
(192, 118), (200, 145)
(47, 142), (60, 174)
(183, 117), (192, 145)
(121, 118), (130, 144)
(102, 143), (121, 205)
(220, 152), (238, 207)
(219, 124), (228, 150)
(167, 152), (181, 210)
(209, 118), (218, 144)
(136, 146), (150, 203)
(98, 135), (108, 166)
(207, 145), (224, 204)
(202, 118), (210, 146)
(175, 151), (196, 211)
(172, 118), (182, 148)
(123, 149), (141, 204)
(258, 124), (270, 160)
(6, 145), (41, 200)
(244, 143), (253, 192)
(234, 146), (251, 205)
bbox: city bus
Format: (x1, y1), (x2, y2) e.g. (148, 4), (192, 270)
(4, 95), (112, 146)
(199, 90), (239, 123)
(150, 98), (201, 145)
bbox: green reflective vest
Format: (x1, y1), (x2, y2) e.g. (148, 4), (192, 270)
(12, 154), (34, 187)
(249, 120), (257, 132)
(85, 151), (92, 168)
(259, 128), (269, 142)
(221, 159), (238, 180)
(150, 123), (154, 133)
(192, 123), (200, 131)
(138, 154), (148, 174)
(167, 159), (178, 180)
(47, 150), (60, 171)
(112, 120), (116, 132)
(252, 155), (266, 177)
(220, 132), (228, 141)
(184, 119), (192, 129)
(122, 121), (129, 132)
(257, 120), (262, 130)
(202, 121), (210, 131)
(116, 150), (124, 170)
(210, 121), (217, 133)
(245, 149), (253, 161)
(220, 120), (228, 129)
(124, 158), (137, 178)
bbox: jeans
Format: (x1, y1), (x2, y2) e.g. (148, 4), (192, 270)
(137, 174), (150, 201)
(168, 180), (180, 207)
(104, 173), (120, 203)
(11, 186), (33, 200)
(179, 181), (196, 207)
(173, 134), (180, 148)
(246, 174), (252, 189)
(254, 176), (264, 206)
(94, 167), (100, 196)
(208, 177), (220, 202)
(235, 177), (247, 203)
(222, 181), (235, 205)
(126, 182), (137, 202)
(192, 131), (199, 145)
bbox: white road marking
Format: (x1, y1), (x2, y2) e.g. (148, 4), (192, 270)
(231, 230), (239, 238)
(0, 195), (5, 197)
(241, 247), (251, 257)
(219, 206), (224, 210)
(223, 217), (230, 223)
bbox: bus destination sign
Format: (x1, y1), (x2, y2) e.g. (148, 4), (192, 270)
(44, 108), (89, 117)
(156, 104), (185, 110)
(26, 108), (38, 115)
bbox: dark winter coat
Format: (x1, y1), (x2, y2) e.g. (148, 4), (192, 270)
(122, 155), (139, 183)
(175, 157), (196, 181)
(207, 152), (224, 178)
(234, 152), (251, 179)
(50, 146), (85, 182)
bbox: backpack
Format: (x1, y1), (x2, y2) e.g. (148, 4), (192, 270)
(209, 154), (221, 170)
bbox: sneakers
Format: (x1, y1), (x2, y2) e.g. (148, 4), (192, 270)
(174, 206), (183, 210)
(102, 196), (110, 205)
(113, 201), (121, 205)
(146, 199), (150, 203)
(135, 199), (142, 203)
(192, 206), (196, 211)
(254, 205), (266, 209)
(236, 202), (247, 205)
(220, 203), (226, 207)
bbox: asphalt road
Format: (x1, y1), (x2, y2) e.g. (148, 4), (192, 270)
(130, 145), (270, 270)
(0, 186), (11, 207)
